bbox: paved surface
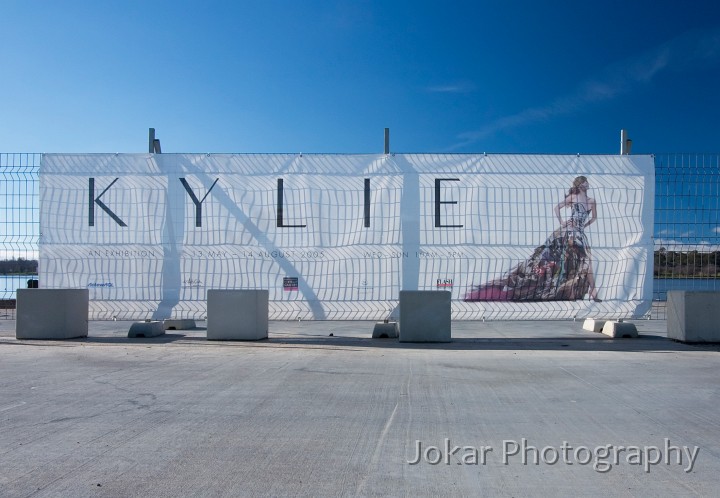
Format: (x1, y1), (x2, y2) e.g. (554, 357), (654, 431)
(1, 318), (719, 497)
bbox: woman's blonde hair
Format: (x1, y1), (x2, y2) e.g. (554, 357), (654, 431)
(568, 176), (588, 195)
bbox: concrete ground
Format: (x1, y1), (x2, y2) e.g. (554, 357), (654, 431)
(0, 318), (718, 497)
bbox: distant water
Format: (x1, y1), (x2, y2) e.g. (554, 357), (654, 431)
(653, 278), (719, 300)
(0, 275), (36, 299)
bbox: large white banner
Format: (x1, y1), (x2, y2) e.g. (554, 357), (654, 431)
(40, 153), (654, 320)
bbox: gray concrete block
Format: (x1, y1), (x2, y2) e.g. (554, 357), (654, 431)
(128, 320), (166, 338)
(601, 321), (638, 338)
(15, 289), (89, 340)
(207, 289), (269, 341)
(582, 318), (606, 332)
(372, 321), (398, 338)
(163, 319), (197, 330)
(667, 290), (720, 343)
(398, 291), (451, 343)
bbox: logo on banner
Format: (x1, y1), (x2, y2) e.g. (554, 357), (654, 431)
(436, 278), (454, 288)
(356, 279), (375, 291)
(87, 282), (114, 288)
(183, 278), (204, 288)
(283, 277), (299, 291)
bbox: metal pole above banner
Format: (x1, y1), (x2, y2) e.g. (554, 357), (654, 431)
(620, 129), (632, 155)
(149, 128), (161, 153)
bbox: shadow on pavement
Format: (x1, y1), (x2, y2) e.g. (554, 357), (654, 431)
(5, 333), (715, 354)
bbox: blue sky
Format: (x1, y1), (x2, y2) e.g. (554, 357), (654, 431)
(1, 0), (719, 154)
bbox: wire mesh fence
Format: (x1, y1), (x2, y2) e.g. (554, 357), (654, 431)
(0, 153), (40, 318)
(651, 153), (720, 318)
(1, 152), (718, 320)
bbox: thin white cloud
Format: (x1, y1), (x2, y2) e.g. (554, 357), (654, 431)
(452, 26), (720, 150)
(655, 239), (720, 252)
(712, 226), (720, 234)
(425, 82), (476, 94)
(654, 229), (697, 239)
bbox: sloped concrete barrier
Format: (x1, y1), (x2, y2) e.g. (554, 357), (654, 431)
(163, 319), (196, 330)
(667, 290), (720, 343)
(207, 290), (269, 341)
(129, 320), (165, 338)
(601, 321), (638, 338)
(582, 318), (606, 332)
(399, 291), (451, 343)
(16, 289), (89, 340)
(372, 321), (399, 338)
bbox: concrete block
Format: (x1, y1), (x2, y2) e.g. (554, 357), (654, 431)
(163, 319), (197, 330)
(129, 320), (165, 338)
(667, 291), (720, 343)
(16, 289), (89, 340)
(582, 318), (606, 332)
(207, 289), (269, 341)
(601, 321), (638, 338)
(398, 291), (451, 343)
(372, 321), (399, 338)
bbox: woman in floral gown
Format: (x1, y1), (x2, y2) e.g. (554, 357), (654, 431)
(465, 176), (601, 302)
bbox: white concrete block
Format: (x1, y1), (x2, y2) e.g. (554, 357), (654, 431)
(582, 318), (606, 332)
(667, 291), (720, 343)
(399, 291), (451, 343)
(129, 320), (166, 338)
(163, 319), (197, 330)
(207, 290), (269, 341)
(601, 321), (638, 338)
(372, 321), (399, 338)
(16, 289), (89, 340)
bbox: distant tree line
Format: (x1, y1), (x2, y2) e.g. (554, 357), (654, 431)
(1, 253), (717, 278)
(654, 249), (720, 278)
(0, 258), (38, 275)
